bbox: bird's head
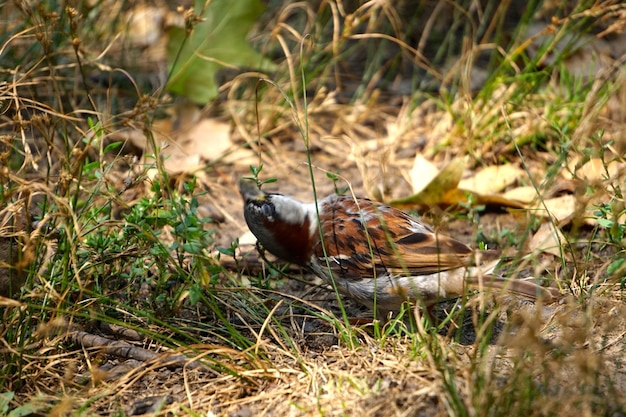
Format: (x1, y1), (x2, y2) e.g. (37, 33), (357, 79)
(239, 179), (315, 265)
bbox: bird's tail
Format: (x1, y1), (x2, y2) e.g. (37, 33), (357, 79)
(467, 275), (559, 303)
(445, 260), (560, 303)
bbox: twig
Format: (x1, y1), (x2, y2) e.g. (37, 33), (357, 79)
(65, 330), (201, 370)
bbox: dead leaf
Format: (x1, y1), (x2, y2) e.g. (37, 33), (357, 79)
(221, 147), (260, 167)
(503, 186), (539, 204)
(409, 154), (440, 194)
(529, 195), (577, 225)
(464, 192), (526, 209)
(185, 118), (232, 161)
(529, 222), (567, 257)
(161, 145), (202, 173)
(458, 164), (524, 195)
(120, 103), (233, 174)
(392, 157), (466, 208)
(572, 157), (624, 183)
(160, 117), (231, 173)
(125, 6), (167, 48)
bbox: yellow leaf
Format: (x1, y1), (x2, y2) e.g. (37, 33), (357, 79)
(392, 157), (466, 208)
(409, 154), (440, 194)
(458, 164), (525, 195)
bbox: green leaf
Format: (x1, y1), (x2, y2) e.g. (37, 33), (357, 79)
(104, 141), (123, 153)
(0, 392), (14, 414)
(596, 217), (613, 228)
(167, 0), (276, 104)
(607, 258), (625, 276)
(8, 401), (47, 417)
(188, 285), (203, 305)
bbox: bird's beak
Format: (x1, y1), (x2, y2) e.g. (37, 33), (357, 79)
(238, 178), (267, 202)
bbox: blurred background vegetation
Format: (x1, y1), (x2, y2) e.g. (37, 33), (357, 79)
(1, 0), (625, 415)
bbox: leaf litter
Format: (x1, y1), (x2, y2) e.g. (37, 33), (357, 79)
(2, 2), (626, 416)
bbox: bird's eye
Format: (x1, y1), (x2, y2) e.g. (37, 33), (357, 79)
(261, 203), (274, 219)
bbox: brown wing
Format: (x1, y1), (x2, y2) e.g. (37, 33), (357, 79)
(314, 196), (473, 279)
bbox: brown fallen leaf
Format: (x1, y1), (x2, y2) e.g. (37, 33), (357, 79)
(529, 222), (568, 257)
(122, 103), (233, 174)
(125, 6), (167, 49)
(568, 157), (624, 183)
(528, 195), (577, 225)
(221, 146), (259, 167)
(503, 186), (540, 204)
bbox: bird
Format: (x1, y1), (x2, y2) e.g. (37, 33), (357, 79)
(239, 179), (558, 320)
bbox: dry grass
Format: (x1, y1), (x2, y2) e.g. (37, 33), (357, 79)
(1, 0), (626, 416)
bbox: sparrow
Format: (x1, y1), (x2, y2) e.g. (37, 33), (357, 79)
(239, 179), (557, 320)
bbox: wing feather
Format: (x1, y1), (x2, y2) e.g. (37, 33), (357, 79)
(314, 196), (474, 279)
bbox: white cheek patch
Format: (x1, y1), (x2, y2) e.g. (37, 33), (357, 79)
(270, 195), (309, 225)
